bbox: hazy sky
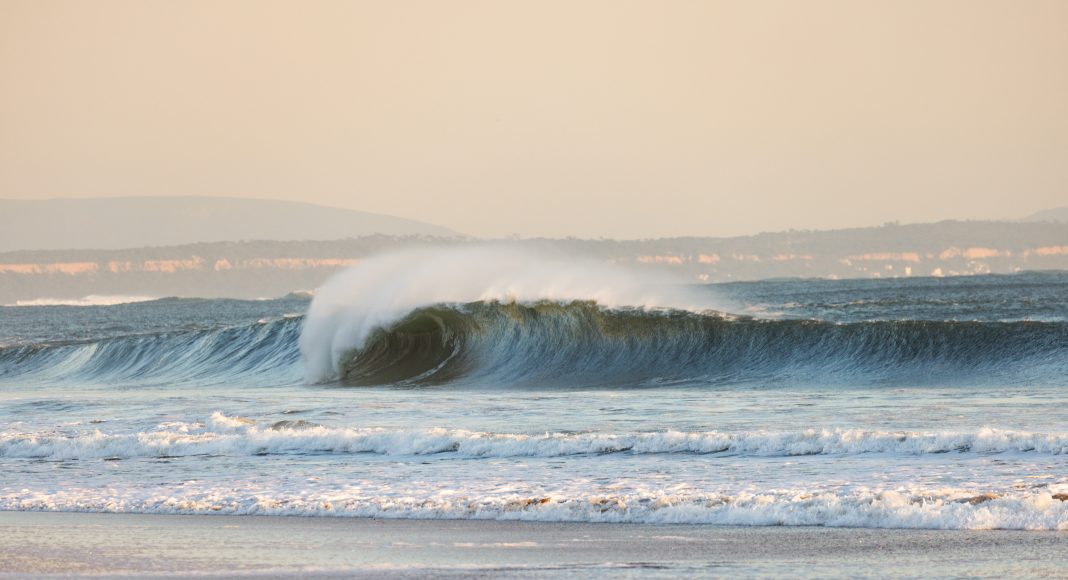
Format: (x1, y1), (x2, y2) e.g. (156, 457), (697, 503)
(2, 1), (1066, 238)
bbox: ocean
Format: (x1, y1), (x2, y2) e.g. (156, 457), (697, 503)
(2, 253), (1067, 531)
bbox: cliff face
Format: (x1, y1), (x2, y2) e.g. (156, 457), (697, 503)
(2, 222), (1067, 303)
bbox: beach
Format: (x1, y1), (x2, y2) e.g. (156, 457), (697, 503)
(6, 2), (1068, 576)
(2, 512), (1067, 578)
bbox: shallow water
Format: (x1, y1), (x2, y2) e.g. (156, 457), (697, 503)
(4, 512), (1068, 578)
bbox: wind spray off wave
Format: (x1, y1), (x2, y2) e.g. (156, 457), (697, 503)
(298, 247), (720, 383)
(299, 247), (1068, 387)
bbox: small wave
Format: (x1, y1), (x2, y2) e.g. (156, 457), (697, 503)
(6, 295), (160, 307)
(5, 482), (1068, 530)
(5, 413), (1068, 460)
(0, 318), (303, 386)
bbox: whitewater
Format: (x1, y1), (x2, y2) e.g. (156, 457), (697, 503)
(2, 249), (1068, 530)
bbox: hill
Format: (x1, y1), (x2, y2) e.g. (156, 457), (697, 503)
(1022, 206), (1068, 223)
(2, 220), (1067, 303)
(0, 197), (457, 251)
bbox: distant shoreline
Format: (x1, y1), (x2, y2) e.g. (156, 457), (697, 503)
(2, 221), (1067, 304)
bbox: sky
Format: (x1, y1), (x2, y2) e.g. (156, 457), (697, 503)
(2, 0), (1066, 239)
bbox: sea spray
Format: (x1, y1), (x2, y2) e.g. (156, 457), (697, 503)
(299, 246), (721, 382)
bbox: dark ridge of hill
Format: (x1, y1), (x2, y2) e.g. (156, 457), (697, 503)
(0, 197), (458, 251)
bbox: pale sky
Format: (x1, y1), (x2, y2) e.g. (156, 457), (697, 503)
(2, 0), (1066, 238)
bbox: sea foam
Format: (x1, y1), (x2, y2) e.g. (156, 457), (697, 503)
(5, 480), (1068, 530)
(5, 413), (1068, 460)
(7, 295), (159, 307)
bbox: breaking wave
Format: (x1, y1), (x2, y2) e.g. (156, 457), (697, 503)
(4, 413), (1068, 529)
(2, 248), (1066, 388)
(7, 486), (1068, 530)
(0, 317), (303, 386)
(3, 301), (1068, 388)
(5, 413), (1068, 460)
(332, 301), (1068, 387)
(5, 295), (160, 307)
(298, 247), (1068, 386)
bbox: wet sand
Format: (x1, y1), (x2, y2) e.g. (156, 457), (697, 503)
(1, 511), (1066, 578)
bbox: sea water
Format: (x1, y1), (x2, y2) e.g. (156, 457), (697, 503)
(2, 262), (1067, 530)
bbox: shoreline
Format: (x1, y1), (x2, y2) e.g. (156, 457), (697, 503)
(2, 511), (1067, 578)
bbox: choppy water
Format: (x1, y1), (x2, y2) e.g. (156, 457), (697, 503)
(2, 269), (1068, 530)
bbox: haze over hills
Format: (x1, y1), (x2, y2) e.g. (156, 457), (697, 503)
(2, 197), (1067, 303)
(2, 220), (1067, 304)
(1022, 206), (1068, 223)
(0, 197), (457, 252)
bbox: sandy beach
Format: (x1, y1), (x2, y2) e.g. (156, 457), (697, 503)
(1, 512), (1066, 578)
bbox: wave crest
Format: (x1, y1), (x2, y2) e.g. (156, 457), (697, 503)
(298, 247), (718, 382)
(335, 300), (1068, 387)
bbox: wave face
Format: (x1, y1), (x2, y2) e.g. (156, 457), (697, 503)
(4, 300), (1067, 388)
(0, 317), (303, 386)
(1, 251), (1065, 389)
(298, 246), (719, 382)
(336, 300), (1068, 387)
(299, 249), (1068, 387)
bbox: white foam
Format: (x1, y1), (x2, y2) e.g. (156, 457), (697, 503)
(299, 246), (722, 382)
(8, 295), (158, 307)
(5, 414), (1068, 529)
(5, 483), (1068, 530)
(4, 413), (1068, 460)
